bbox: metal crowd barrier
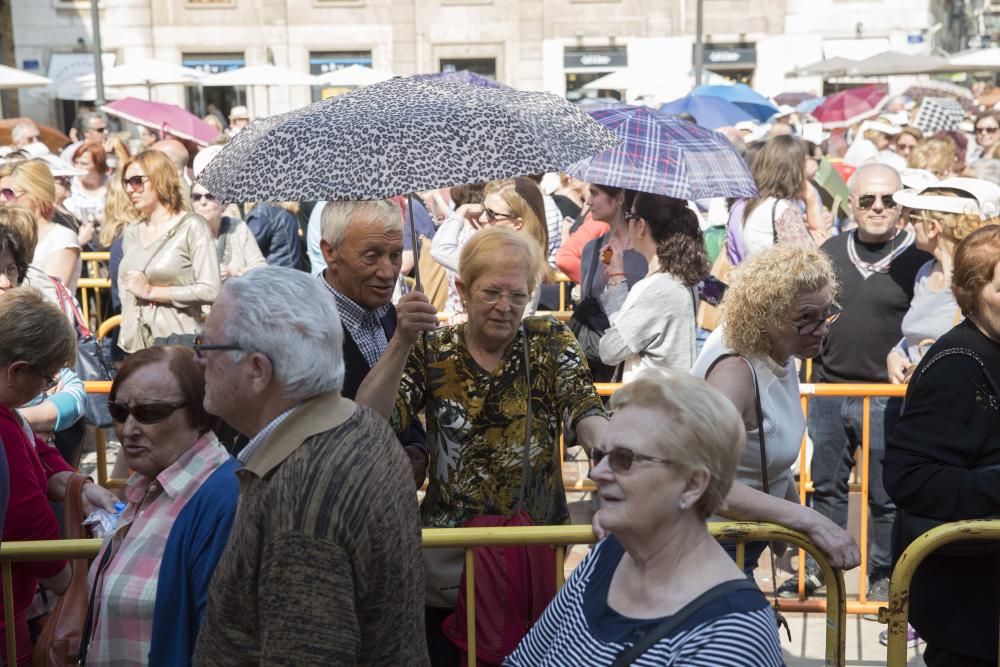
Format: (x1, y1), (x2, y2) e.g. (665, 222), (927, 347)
(881, 520), (1000, 667)
(1, 522), (846, 667)
(79, 251), (111, 329)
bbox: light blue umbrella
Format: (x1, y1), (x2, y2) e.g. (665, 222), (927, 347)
(797, 97), (826, 115)
(659, 95), (755, 129)
(690, 83), (778, 122)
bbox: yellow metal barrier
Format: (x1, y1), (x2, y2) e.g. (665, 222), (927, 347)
(2, 523), (846, 667)
(882, 520), (1000, 667)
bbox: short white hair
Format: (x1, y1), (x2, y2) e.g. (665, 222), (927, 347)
(11, 121), (37, 145)
(320, 199), (403, 249)
(220, 267), (344, 401)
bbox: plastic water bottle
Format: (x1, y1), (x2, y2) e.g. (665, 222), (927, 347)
(84, 502), (127, 538)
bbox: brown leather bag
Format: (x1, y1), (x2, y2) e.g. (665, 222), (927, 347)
(32, 473), (92, 666)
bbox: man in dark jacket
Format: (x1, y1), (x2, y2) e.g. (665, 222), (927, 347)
(246, 203), (306, 271)
(317, 199), (428, 486)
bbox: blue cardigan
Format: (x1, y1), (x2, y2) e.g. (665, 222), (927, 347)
(149, 457), (239, 666)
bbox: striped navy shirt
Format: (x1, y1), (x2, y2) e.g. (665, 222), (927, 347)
(505, 536), (785, 666)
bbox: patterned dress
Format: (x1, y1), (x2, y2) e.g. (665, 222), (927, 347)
(392, 316), (605, 528)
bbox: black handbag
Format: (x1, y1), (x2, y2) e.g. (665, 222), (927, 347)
(51, 277), (114, 428)
(896, 347), (1000, 556)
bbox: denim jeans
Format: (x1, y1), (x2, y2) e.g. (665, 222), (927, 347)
(808, 395), (896, 580)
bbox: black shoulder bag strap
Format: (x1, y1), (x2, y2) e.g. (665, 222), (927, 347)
(611, 578), (759, 666)
(770, 199), (780, 244)
(582, 234), (606, 300)
(703, 352), (791, 641)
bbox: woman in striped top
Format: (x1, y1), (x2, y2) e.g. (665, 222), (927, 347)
(505, 370), (783, 666)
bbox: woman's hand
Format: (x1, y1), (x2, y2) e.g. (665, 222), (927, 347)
(591, 509), (608, 540)
(796, 506), (860, 570)
(456, 203), (485, 230)
(81, 480), (119, 516)
(887, 350), (911, 385)
(78, 220), (96, 246)
(602, 235), (628, 279)
(122, 270), (152, 300)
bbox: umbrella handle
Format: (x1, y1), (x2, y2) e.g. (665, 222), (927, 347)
(408, 193), (422, 293)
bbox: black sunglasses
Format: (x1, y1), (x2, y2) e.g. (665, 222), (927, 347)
(483, 207), (516, 224)
(856, 193), (898, 210)
(592, 445), (673, 474)
(192, 334), (244, 359)
(122, 175), (150, 191)
(108, 400), (186, 424)
(191, 193), (217, 203)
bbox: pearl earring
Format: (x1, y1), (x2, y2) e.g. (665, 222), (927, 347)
(678, 499), (687, 511)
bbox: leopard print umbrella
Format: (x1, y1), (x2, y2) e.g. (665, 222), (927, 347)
(198, 76), (621, 202)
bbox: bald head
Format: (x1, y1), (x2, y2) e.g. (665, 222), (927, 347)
(850, 163), (902, 242)
(151, 139), (189, 175)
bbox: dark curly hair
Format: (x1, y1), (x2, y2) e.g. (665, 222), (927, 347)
(0, 226), (29, 285)
(632, 193), (709, 288)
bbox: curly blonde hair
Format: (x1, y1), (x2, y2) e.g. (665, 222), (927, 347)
(721, 244), (839, 358)
(914, 191), (998, 243)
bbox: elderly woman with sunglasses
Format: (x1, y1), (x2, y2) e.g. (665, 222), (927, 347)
(358, 226), (607, 665)
(507, 370), (783, 666)
(190, 182), (266, 282)
(86, 346), (238, 666)
(0, 286), (117, 666)
(690, 244), (860, 578)
(117, 150), (220, 353)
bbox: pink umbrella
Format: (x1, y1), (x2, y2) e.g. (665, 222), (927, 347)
(811, 85), (888, 129)
(100, 97), (220, 146)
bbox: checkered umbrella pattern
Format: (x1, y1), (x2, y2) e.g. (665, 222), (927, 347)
(913, 97), (966, 135)
(564, 106), (757, 200)
(197, 75), (619, 202)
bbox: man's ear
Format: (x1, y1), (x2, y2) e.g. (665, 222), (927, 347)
(320, 239), (337, 266)
(247, 352), (274, 393)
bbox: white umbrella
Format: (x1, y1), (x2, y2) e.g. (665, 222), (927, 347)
(74, 59), (205, 92)
(313, 64), (395, 88)
(581, 70), (633, 91)
(199, 64), (318, 87)
(0, 64), (52, 90)
(939, 48), (1000, 72)
(846, 51), (949, 77)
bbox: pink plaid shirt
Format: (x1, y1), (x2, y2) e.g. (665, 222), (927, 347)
(87, 433), (230, 665)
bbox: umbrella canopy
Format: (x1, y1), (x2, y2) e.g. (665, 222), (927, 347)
(563, 106), (757, 200)
(314, 65), (395, 88)
(575, 97), (628, 113)
(658, 95), (754, 129)
(811, 85), (887, 129)
(0, 118), (69, 153)
(581, 70), (634, 91)
(74, 59), (206, 89)
(846, 51), (949, 77)
(774, 92), (818, 107)
(199, 64), (318, 87)
(412, 70), (511, 90)
(0, 64), (52, 90)
(904, 80), (974, 106)
(101, 97), (221, 146)
(939, 48), (1000, 72)
(797, 97), (826, 115)
(197, 76), (619, 202)
(690, 83), (778, 122)
(913, 97), (965, 134)
(792, 57), (858, 77)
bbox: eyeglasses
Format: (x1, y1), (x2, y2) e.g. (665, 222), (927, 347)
(592, 445), (674, 474)
(31, 365), (59, 391)
(122, 175), (150, 192)
(856, 193), (898, 210)
(623, 209), (641, 223)
(107, 400), (186, 424)
(191, 193), (217, 203)
(794, 305), (842, 336)
(192, 334), (244, 359)
(0, 188), (23, 202)
(482, 207), (516, 224)
(0, 265), (21, 282)
(976, 126), (999, 135)
(478, 287), (531, 308)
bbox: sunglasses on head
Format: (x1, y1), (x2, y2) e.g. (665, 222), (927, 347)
(592, 445), (673, 474)
(191, 192), (217, 203)
(0, 188), (19, 202)
(107, 400), (186, 425)
(856, 193), (898, 210)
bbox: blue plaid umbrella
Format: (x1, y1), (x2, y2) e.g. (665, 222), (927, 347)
(659, 95), (755, 129)
(691, 83), (778, 122)
(564, 106), (757, 200)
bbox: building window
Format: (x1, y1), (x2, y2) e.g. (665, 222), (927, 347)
(563, 46), (627, 101)
(183, 53), (246, 121)
(309, 51), (374, 101)
(440, 58), (497, 78)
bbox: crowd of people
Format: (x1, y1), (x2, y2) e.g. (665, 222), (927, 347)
(0, 86), (997, 666)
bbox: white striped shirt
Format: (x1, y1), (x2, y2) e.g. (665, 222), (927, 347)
(504, 537), (785, 666)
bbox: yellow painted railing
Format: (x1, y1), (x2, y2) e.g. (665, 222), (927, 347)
(2, 523), (845, 667)
(881, 520), (1000, 667)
